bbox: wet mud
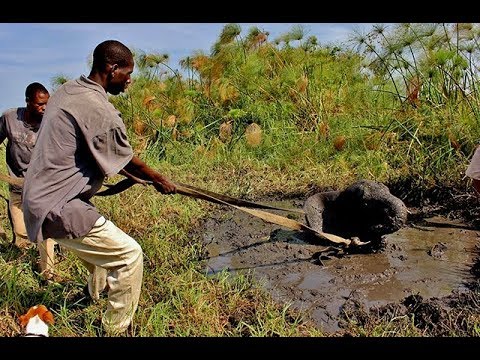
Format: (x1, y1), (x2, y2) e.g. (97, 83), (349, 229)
(198, 200), (480, 333)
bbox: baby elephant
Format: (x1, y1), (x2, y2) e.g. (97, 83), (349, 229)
(304, 180), (408, 246)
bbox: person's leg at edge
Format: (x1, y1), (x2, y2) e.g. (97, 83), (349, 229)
(54, 216), (143, 334)
(10, 191), (57, 279)
(9, 191), (30, 248)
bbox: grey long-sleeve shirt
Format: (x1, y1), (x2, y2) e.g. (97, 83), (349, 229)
(22, 75), (133, 243)
(0, 107), (40, 193)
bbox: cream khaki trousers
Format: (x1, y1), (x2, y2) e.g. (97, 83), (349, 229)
(9, 191), (56, 275)
(54, 216), (143, 334)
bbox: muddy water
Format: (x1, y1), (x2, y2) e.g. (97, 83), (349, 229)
(200, 201), (479, 333)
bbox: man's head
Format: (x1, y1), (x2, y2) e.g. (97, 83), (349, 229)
(90, 40), (134, 95)
(25, 82), (49, 121)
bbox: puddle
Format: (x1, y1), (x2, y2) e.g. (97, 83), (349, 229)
(200, 202), (479, 333)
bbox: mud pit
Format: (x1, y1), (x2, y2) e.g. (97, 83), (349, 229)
(199, 200), (479, 333)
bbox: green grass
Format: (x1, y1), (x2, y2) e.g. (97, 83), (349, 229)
(0, 111), (478, 337)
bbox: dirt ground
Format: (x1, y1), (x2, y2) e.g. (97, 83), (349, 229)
(196, 185), (480, 336)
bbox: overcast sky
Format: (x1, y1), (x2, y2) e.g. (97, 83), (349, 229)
(0, 23), (375, 111)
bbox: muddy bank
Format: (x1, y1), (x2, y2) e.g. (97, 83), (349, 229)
(196, 188), (480, 335)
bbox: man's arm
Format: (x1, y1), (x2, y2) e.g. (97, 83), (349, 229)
(467, 145), (480, 198)
(122, 155), (176, 194)
(472, 178), (480, 198)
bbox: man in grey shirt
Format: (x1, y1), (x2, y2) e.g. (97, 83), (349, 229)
(22, 40), (176, 335)
(0, 82), (56, 280)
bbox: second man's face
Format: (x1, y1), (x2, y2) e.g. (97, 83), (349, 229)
(27, 91), (50, 118)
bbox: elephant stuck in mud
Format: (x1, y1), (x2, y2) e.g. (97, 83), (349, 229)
(303, 180), (408, 246)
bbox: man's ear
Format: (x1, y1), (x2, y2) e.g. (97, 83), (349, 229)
(107, 63), (117, 73)
(109, 64), (118, 78)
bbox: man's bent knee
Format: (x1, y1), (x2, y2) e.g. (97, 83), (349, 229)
(128, 241), (143, 264)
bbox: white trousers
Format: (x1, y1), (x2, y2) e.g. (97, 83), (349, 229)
(54, 216), (143, 334)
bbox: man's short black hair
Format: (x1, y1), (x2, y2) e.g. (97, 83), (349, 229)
(25, 82), (49, 101)
(91, 40), (133, 72)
